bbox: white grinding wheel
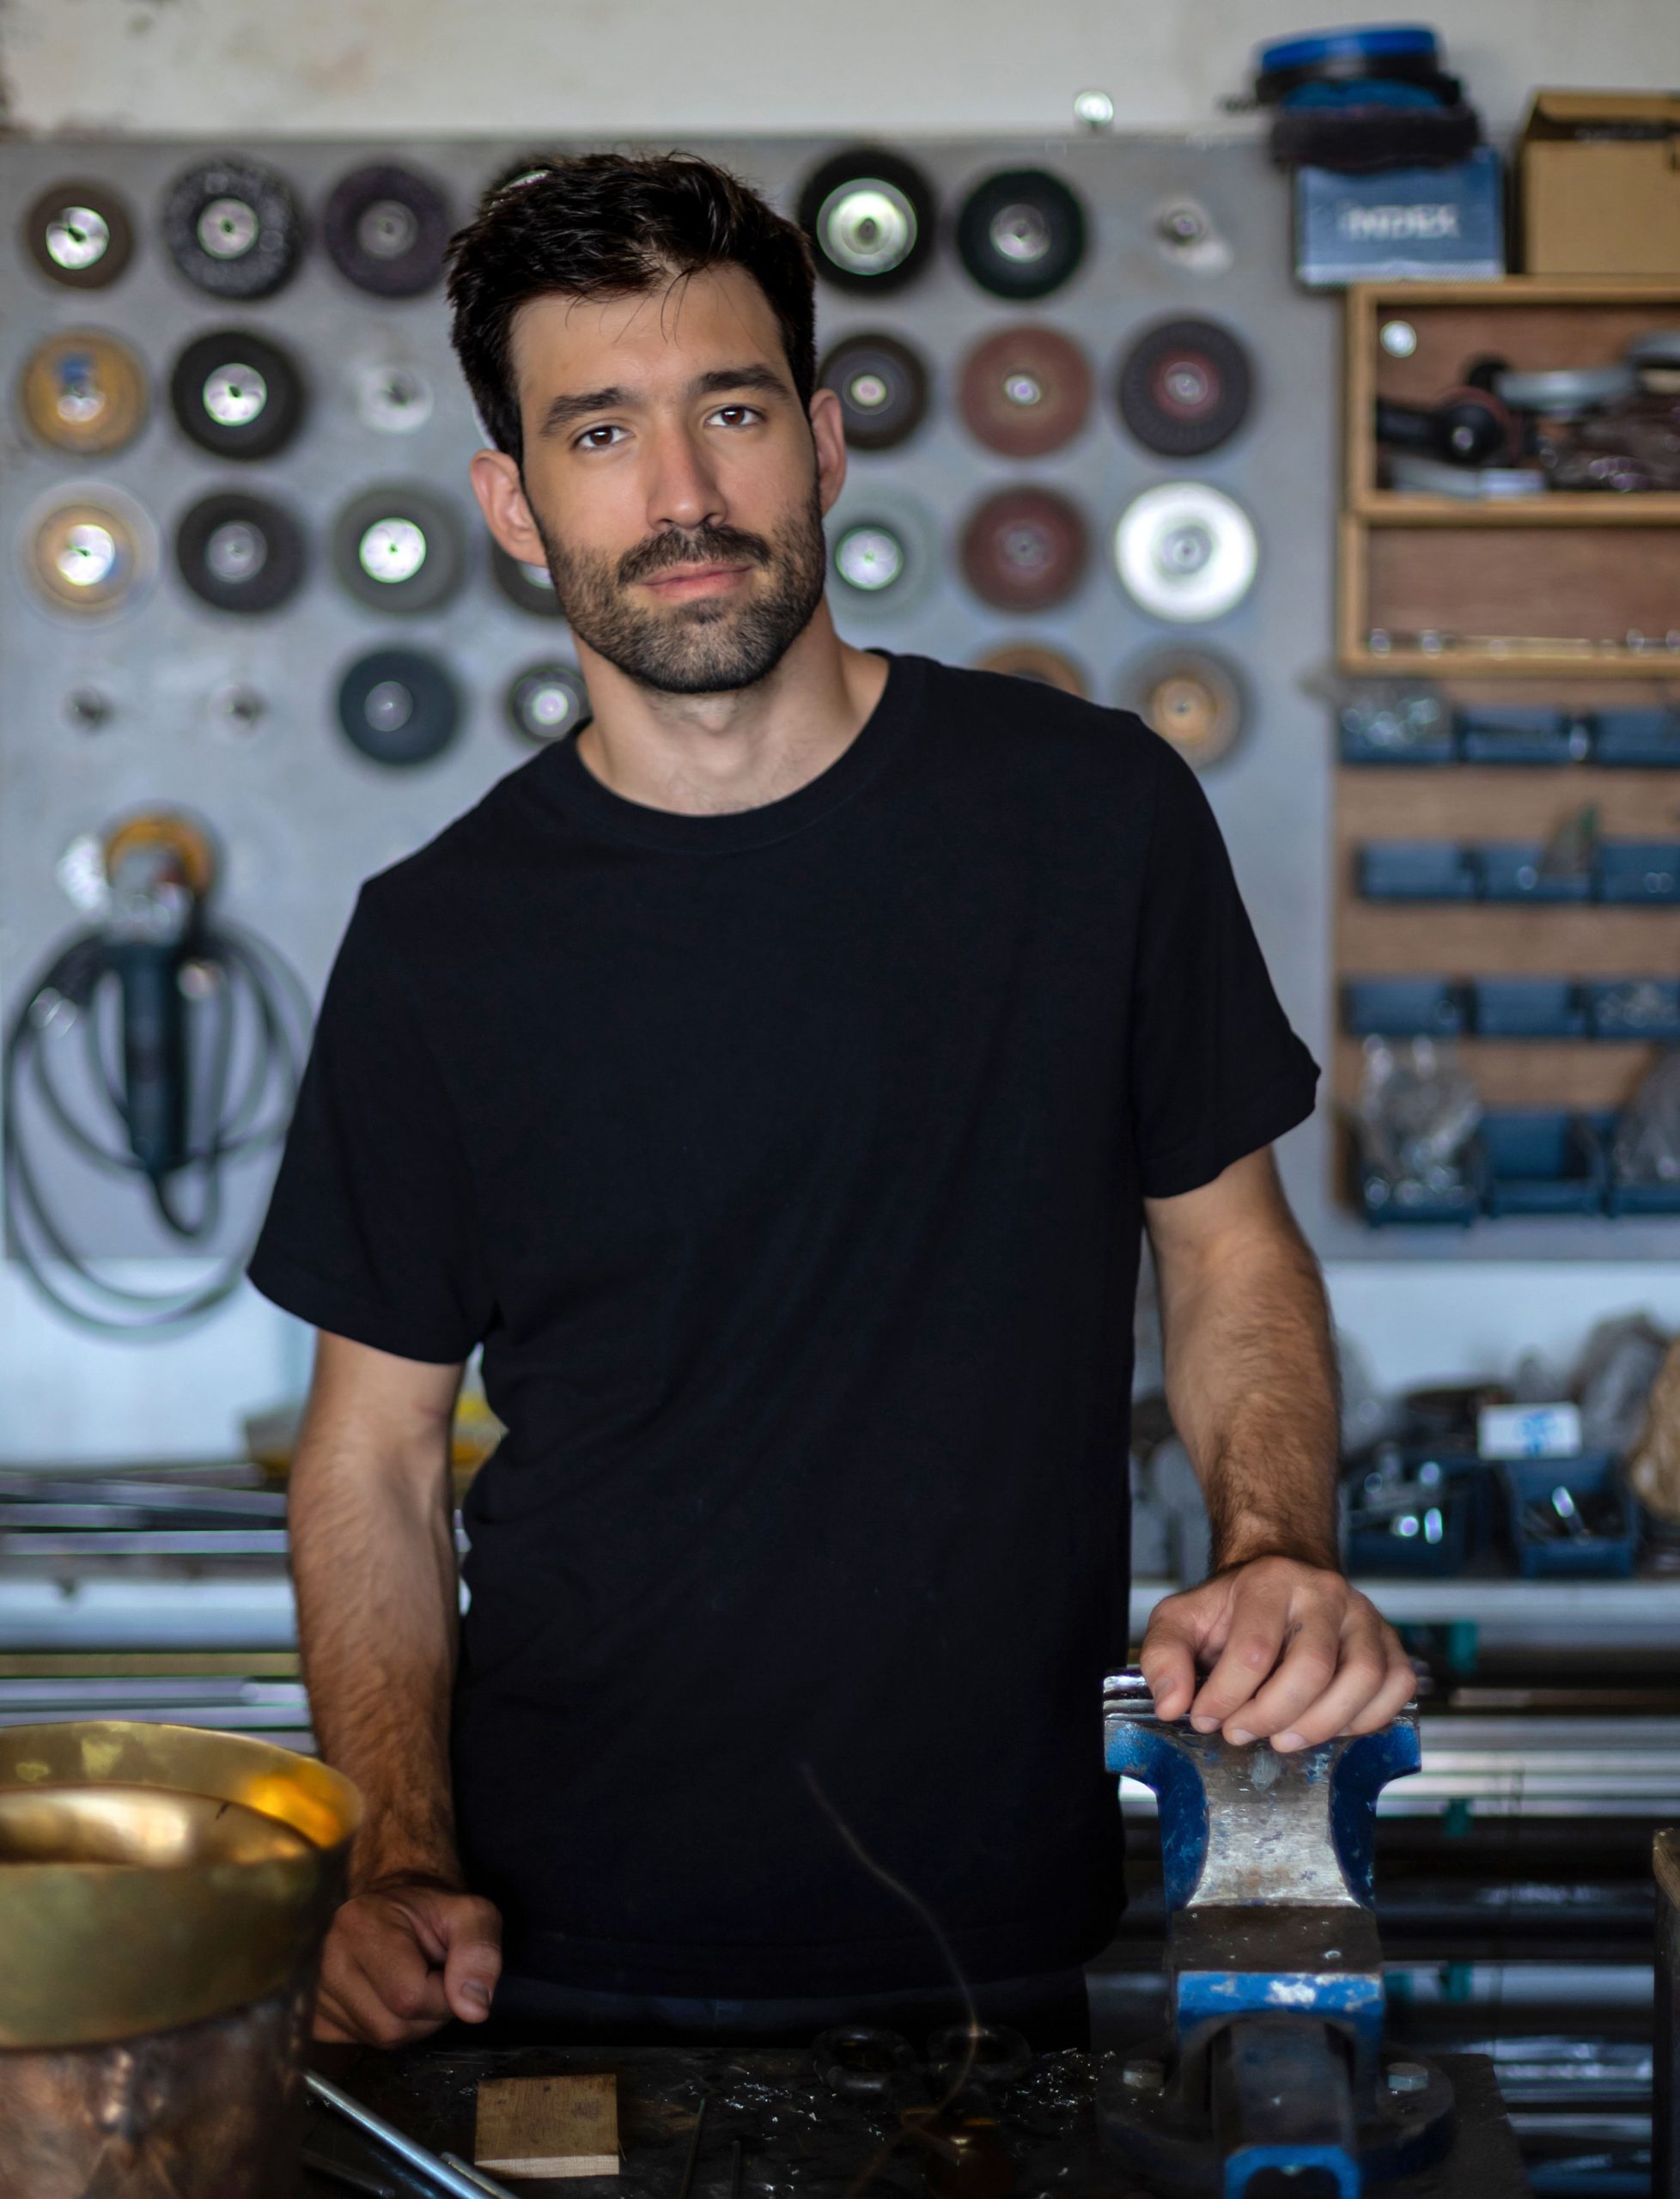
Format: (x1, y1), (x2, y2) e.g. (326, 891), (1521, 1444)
(1112, 482), (1257, 624)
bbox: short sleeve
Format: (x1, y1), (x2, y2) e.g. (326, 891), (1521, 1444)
(247, 888), (494, 1361)
(1129, 739), (1319, 1200)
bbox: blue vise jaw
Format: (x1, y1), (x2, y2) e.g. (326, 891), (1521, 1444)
(1102, 1666), (1421, 2079)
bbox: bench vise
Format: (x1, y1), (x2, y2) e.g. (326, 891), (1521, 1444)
(1099, 1667), (1455, 2199)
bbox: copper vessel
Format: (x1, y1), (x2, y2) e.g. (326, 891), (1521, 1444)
(0, 1720), (360, 2197)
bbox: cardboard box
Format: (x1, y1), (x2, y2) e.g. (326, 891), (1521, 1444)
(1295, 147), (1504, 288)
(1519, 91), (1680, 274)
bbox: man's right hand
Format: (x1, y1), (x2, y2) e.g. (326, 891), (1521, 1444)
(313, 1875), (503, 2046)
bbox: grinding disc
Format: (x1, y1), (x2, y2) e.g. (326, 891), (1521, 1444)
(819, 332), (928, 453)
(332, 484), (466, 615)
(959, 487), (1089, 613)
(1494, 363), (1636, 416)
(1117, 318), (1253, 459)
(490, 540), (563, 618)
(1124, 647), (1246, 771)
(959, 326), (1092, 458)
(24, 487), (154, 617)
(322, 162), (451, 298)
(356, 362), (435, 435)
(169, 329), (306, 461)
(506, 660), (592, 744)
(161, 156), (303, 301)
(1385, 454), (1545, 499)
(797, 147), (934, 291)
(337, 649), (460, 768)
(827, 495), (937, 620)
(1628, 328), (1680, 394)
(19, 331), (148, 457)
(23, 180), (135, 289)
(974, 644), (1088, 697)
(955, 169), (1087, 302)
(174, 490), (306, 615)
(1113, 483), (1257, 624)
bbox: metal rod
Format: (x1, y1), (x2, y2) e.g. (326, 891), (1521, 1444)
(676, 2093), (710, 2199)
(301, 2147), (397, 2199)
(728, 2136), (744, 2199)
(441, 2151), (523, 2199)
(307, 2071), (503, 2199)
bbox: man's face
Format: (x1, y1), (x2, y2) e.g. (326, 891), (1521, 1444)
(500, 265), (833, 696)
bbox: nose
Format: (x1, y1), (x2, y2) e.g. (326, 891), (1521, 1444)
(643, 417), (727, 538)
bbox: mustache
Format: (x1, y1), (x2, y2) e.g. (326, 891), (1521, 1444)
(618, 523), (774, 587)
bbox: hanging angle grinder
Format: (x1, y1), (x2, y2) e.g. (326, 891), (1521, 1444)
(3, 811), (307, 1335)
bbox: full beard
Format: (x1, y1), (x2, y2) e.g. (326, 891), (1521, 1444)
(529, 483), (829, 697)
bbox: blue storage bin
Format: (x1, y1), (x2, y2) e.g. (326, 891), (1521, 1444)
(1345, 1449), (1494, 1572)
(1474, 843), (1594, 904)
(1586, 980), (1680, 1040)
(1604, 1103), (1680, 1215)
(1358, 841), (1477, 902)
(1338, 703), (1455, 767)
(1342, 977), (1467, 1038)
(1358, 1160), (1481, 1227)
(1597, 842), (1680, 905)
(1470, 978), (1587, 1039)
(1500, 1452), (1638, 1579)
(1593, 710), (1680, 768)
(1478, 1111), (1606, 1218)
(1457, 706), (1589, 767)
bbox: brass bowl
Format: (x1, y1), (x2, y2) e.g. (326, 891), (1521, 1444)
(0, 1721), (360, 2050)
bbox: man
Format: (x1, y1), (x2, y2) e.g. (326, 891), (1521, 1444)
(249, 150), (1412, 2053)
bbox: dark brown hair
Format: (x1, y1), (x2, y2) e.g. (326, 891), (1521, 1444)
(446, 149), (818, 466)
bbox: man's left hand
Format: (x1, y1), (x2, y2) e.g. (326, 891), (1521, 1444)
(1139, 1556), (1415, 1751)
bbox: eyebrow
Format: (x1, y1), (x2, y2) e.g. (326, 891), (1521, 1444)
(538, 362), (790, 438)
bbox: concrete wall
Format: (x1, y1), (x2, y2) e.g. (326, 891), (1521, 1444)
(3, 0), (1674, 140)
(4, 0), (1680, 1460)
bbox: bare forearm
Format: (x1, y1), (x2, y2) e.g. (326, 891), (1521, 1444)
(1156, 1206), (1339, 1572)
(289, 1413), (462, 1891)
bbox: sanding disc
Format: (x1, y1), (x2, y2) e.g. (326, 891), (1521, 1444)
(1494, 363), (1635, 416)
(23, 180), (135, 289)
(161, 156), (303, 301)
(955, 169), (1087, 301)
(356, 362), (435, 435)
(959, 487), (1089, 612)
(975, 644), (1088, 697)
(1113, 482), (1258, 624)
(337, 648), (460, 767)
(174, 490), (306, 615)
(19, 331), (148, 457)
(507, 660), (591, 744)
(959, 326), (1092, 458)
(1117, 318), (1253, 459)
(490, 540), (563, 618)
(798, 147), (934, 291)
(1125, 647), (1246, 771)
(322, 162), (452, 298)
(169, 329), (306, 461)
(332, 484), (465, 614)
(827, 495), (937, 619)
(24, 488), (154, 617)
(819, 332), (928, 453)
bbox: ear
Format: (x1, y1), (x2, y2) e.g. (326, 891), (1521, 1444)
(468, 449), (549, 565)
(807, 384), (849, 519)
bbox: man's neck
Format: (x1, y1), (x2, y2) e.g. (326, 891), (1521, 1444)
(570, 607), (890, 817)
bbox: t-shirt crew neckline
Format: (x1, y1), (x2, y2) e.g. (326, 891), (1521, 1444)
(541, 648), (918, 855)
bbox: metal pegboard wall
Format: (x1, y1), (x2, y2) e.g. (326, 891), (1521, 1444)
(0, 136), (1342, 1261)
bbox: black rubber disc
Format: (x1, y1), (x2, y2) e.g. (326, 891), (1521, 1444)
(169, 329), (306, 461)
(337, 649), (460, 767)
(819, 332), (929, 452)
(175, 490), (306, 614)
(955, 168), (1086, 301)
(506, 660), (591, 744)
(24, 180), (135, 289)
(322, 162), (452, 298)
(490, 540), (563, 618)
(797, 147), (935, 292)
(1118, 318), (1253, 458)
(161, 156), (303, 300)
(332, 484), (465, 615)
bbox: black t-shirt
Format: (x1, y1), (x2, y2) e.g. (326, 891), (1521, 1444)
(248, 650), (1318, 1998)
